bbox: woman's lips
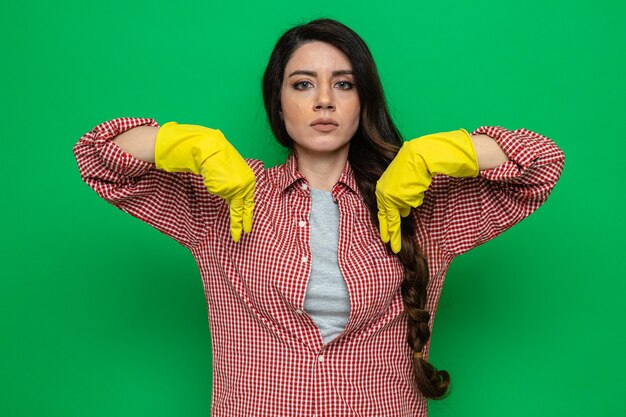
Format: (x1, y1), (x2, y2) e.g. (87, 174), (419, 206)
(311, 124), (338, 132)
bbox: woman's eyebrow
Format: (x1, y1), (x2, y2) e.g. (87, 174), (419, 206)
(288, 69), (354, 77)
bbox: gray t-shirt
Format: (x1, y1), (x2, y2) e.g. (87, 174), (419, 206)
(303, 187), (351, 344)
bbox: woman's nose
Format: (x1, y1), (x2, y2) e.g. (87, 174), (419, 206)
(314, 85), (335, 110)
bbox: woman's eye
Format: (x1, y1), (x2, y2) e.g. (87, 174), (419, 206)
(293, 81), (313, 90)
(336, 81), (354, 89)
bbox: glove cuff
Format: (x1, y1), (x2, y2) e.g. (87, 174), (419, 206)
(155, 121), (227, 174)
(407, 128), (479, 178)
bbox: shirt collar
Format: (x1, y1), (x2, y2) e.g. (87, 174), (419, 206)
(278, 153), (362, 200)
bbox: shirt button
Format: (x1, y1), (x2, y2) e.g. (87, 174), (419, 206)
(298, 220), (306, 227)
(301, 255), (308, 263)
(296, 309), (304, 315)
(301, 183), (308, 191)
(317, 354), (324, 362)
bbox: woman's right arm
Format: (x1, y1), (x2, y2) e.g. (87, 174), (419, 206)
(73, 117), (221, 249)
(111, 125), (158, 163)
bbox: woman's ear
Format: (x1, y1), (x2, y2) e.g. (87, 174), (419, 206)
(279, 109), (283, 120)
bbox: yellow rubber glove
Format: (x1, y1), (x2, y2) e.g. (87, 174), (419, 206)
(375, 128), (479, 254)
(154, 122), (256, 242)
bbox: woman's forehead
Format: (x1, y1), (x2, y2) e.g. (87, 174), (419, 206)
(285, 41), (353, 74)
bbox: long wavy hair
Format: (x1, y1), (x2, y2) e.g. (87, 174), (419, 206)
(262, 18), (450, 399)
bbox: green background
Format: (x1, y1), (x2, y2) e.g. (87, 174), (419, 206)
(2, 0), (624, 416)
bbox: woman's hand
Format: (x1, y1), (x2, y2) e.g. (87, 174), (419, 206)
(375, 129), (479, 254)
(155, 122), (256, 242)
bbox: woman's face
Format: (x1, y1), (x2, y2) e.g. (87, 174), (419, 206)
(280, 41), (361, 159)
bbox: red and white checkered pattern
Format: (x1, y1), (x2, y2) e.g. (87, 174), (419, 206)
(73, 117), (565, 416)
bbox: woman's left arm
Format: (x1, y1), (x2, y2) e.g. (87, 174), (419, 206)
(471, 133), (510, 170)
(417, 126), (566, 257)
(376, 126), (566, 254)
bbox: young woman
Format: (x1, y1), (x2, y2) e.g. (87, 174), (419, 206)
(74, 18), (565, 417)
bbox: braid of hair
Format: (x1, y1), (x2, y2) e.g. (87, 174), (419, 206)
(349, 120), (451, 399)
(398, 221), (450, 399)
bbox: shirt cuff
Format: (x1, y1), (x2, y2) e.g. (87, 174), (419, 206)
(92, 117), (159, 177)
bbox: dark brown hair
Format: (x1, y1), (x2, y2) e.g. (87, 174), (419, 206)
(262, 18), (450, 399)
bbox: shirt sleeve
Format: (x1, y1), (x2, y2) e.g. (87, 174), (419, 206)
(416, 125), (566, 257)
(73, 117), (222, 249)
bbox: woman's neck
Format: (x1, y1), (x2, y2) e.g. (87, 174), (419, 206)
(294, 148), (349, 192)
